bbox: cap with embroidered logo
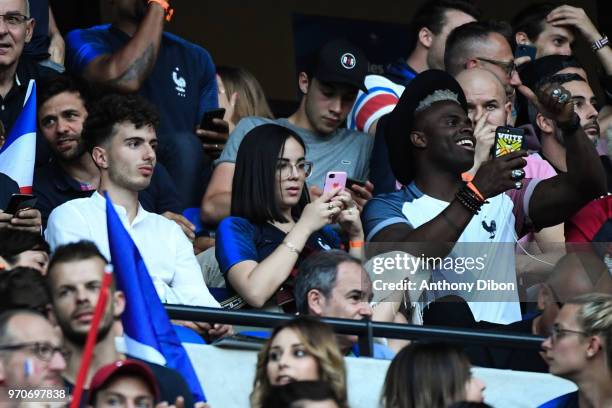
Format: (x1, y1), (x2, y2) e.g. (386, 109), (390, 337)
(311, 39), (369, 92)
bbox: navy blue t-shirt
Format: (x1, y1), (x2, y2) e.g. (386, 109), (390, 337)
(65, 24), (218, 137)
(0, 173), (19, 210)
(216, 217), (342, 311)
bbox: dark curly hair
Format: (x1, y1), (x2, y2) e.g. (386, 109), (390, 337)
(82, 93), (160, 153)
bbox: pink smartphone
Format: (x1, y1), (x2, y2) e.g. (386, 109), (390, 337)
(323, 171), (347, 193)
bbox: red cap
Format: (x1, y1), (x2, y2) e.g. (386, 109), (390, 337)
(88, 359), (160, 404)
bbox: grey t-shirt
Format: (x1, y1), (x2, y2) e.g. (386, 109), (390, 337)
(215, 117), (374, 189)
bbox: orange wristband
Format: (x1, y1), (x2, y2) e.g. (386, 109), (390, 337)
(148, 0), (174, 22)
(466, 181), (485, 202)
(349, 240), (364, 248)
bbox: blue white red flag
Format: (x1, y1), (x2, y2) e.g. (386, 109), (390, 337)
(105, 192), (206, 402)
(0, 80), (36, 193)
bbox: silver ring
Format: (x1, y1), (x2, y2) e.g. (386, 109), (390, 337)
(347, 208), (353, 215)
(328, 203), (334, 210)
(511, 169), (525, 180)
(552, 88), (562, 97)
(557, 93), (569, 103)
(515, 181), (523, 190)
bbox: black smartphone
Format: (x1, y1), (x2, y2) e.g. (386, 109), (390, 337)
(347, 177), (367, 189)
(494, 126), (525, 158)
(5, 194), (37, 215)
(515, 44), (537, 60)
(199, 108), (226, 132)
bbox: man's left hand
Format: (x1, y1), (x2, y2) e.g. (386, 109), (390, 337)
(162, 211), (196, 242)
(519, 82), (575, 125)
(348, 181), (374, 211)
(547, 5), (601, 43)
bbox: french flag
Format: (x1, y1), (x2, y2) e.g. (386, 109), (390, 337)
(0, 80), (36, 193)
(105, 192), (207, 402)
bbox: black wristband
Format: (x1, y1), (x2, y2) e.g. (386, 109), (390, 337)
(558, 113), (580, 133)
(455, 186), (484, 215)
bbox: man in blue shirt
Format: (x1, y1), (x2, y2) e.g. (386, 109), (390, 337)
(65, 0), (219, 207)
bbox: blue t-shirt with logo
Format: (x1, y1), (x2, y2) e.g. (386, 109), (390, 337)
(66, 24), (218, 137)
(215, 216), (342, 311)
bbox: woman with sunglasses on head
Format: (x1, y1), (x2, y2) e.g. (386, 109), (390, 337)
(215, 124), (364, 311)
(539, 293), (612, 408)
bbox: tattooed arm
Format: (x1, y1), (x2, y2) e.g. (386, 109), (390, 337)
(82, 3), (165, 93)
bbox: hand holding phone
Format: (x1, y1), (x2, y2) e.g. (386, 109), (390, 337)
(5, 194), (37, 215)
(199, 108), (226, 133)
(515, 44), (537, 61)
(494, 126), (525, 158)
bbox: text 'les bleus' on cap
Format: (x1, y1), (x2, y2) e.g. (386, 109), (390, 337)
(313, 39), (369, 93)
(383, 69), (468, 185)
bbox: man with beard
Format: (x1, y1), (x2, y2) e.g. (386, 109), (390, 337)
(44, 93), (224, 312)
(45, 240), (196, 406)
(530, 73), (612, 191)
(33, 75), (194, 239)
(65, 0), (220, 208)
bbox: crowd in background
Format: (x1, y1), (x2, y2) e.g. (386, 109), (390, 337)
(0, 0), (612, 407)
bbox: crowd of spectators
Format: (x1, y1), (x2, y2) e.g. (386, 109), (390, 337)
(1, 0), (612, 406)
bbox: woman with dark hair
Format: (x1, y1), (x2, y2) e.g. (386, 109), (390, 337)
(382, 343), (486, 408)
(215, 124), (364, 311)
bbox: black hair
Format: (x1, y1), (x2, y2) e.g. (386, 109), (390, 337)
(0, 267), (50, 314)
(408, 0), (481, 54)
(512, 2), (561, 44)
(81, 93), (159, 153)
(37, 74), (90, 111)
(537, 72), (586, 90)
(0, 229), (50, 264)
(231, 124), (309, 223)
(47, 240), (107, 278)
(444, 21), (513, 75)
(294, 250), (362, 314)
(263, 381), (341, 408)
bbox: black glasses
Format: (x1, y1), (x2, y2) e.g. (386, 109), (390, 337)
(0, 342), (70, 361)
(476, 57), (516, 77)
(549, 325), (587, 344)
(0, 14), (30, 26)
(276, 160), (313, 179)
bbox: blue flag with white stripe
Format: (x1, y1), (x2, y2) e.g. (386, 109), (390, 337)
(105, 192), (206, 402)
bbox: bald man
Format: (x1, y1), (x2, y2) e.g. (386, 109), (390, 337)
(456, 68), (512, 175)
(456, 68), (565, 277)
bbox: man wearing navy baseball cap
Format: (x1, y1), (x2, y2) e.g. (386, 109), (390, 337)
(201, 38), (376, 225)
(363, 69), (606, 325)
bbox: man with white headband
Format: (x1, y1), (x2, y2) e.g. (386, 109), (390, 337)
(363, 69), (606, 324)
